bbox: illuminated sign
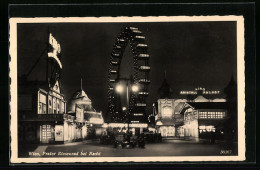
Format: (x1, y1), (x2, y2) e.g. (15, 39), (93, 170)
(89, 117), (104, 124)
(199, 125), (215, 133)
(38, 114), (64, 120)
(180, 87), (220, 95)
(108, 123), (147, 128)
(55, 125), (64, 141)
(48, 33), (62, 69)
(129, 123), (147, 128)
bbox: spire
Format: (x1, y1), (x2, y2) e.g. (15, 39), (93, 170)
(81, 77), (82, 90)
(224, 74), (237, 101)
(158, 71), (173, 99)
(224, 75), (236, 92)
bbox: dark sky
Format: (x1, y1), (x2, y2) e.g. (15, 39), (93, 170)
(17, 21), (237, 115)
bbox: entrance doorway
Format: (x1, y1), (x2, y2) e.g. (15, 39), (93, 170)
(160, 126), (175, 137)
(168, 126), (175, 136)
(41, 124), (54, 143)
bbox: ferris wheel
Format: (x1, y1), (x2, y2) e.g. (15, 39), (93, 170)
(107, 26), (151, 123)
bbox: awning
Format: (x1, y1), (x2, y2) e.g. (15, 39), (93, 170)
(156, 119), (184, 126)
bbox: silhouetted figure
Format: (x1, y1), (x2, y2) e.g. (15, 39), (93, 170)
(138, 133), (145, 148)
(110, 132), (115, 144)
(125, 132), (131, 142)
(123, 132), (127, 141)
(210, 131), (215, 144)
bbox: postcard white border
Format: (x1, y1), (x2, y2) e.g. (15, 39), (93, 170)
(9, 16), (245, 163)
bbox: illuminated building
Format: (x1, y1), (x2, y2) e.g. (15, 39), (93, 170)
(18, 33), (70, 145)
(179, 102), (228, 141)
(154, 73), (185, 137)
(153, 73), (231, 141)
(18, 77), (69, 144)
(68, 84), (105, 138)
(18, 33), (90, 145)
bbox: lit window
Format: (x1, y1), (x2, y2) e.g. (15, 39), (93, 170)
(162, 107), (172, 118)
(207, 112), (216, 119)
(199, 112), (207, 119)
(216, 112), (225, 119)
(53, 98), (56, 114)
(61, 102), (65, 113)
(39, 93), (46, 114)
(48, 96), (52, 114)
(57, 99), (60, 113)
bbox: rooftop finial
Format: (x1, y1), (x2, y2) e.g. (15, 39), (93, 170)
(164, 70), (167, 79)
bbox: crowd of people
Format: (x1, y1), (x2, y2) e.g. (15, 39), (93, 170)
(100, 130), (146, 148)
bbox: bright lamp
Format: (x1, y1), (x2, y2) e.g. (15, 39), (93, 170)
(131, 84), (139, 92)
(115, 84), (124, 93)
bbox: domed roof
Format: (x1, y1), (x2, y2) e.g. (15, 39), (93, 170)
(68, 89), (92, 112)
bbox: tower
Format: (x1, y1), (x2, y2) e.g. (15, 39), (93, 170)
(158, 71), (173, 99)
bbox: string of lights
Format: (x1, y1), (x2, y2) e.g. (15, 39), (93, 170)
(107, 26), (150, 123)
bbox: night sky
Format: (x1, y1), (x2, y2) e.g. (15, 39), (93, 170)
(17, 21), (237, 115)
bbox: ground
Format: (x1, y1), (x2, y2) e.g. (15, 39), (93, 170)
(20, 139), (238, 158)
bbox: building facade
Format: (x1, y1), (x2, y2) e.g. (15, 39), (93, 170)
(19, 78), (68, 144)
(67, 88), (105, 139)
(153, 75), (230, 141)
(18, 33), (88, 145)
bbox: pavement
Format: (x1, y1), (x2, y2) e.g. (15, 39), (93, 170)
(24, 138), (237, 158)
